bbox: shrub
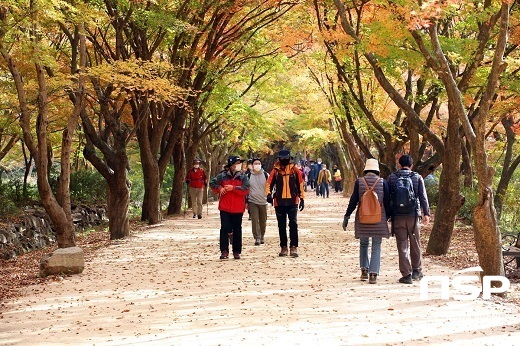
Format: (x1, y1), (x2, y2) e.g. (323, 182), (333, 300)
(457, 186), (479, 222)
(69, 170), (107, 204)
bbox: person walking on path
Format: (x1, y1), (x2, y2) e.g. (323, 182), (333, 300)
(308, 160), (316, 190)
(210, 156), (250, 260)
(246, 158), (269, 246)
(333, 165), (343, 193)
(387, 154), (430, 284)
(316, 163), (331, 198)
(342, 159), (391, 284)
(185, 158), (208, 219)
(314, 159), (322, 196)
(265, 150), (305, 258)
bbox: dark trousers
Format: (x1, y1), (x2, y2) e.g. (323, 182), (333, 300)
(275, 205), (299, 248)
(334, 180), (342, 192)
(320, 182), (329, 197)
(219, 211), (243, 254)
(309, 179), (316, 189)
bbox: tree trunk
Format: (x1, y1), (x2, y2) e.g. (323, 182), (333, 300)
(167, 138), (185, 215)
(138, 122), (162, 224)
(461, 138), (473, 188)
(107, 174), (130, 240)
(140, 158), (162, 224)
(494, 116), (520, 220)
(426, 100), (464, 255)
(473, 185), (503, 277)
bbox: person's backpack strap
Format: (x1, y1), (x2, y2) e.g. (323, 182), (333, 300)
(363, 177), (380, 195)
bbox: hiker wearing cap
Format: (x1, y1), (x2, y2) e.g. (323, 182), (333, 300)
(265, 150), (305, 257)
(210, 155), (250, 260)
(185, 158), (208, 219)
(387, 154), (430, 284)
(342, 158), (391, 284)
(246, 158), (269, 246)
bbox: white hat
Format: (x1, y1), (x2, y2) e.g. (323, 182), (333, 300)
(364, 158), (380, 172)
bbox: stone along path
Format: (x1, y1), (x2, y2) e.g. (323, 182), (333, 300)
(1, 193), (520, 345)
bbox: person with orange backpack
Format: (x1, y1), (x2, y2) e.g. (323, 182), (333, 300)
(342, 158), (391, 284)
(265, 150), (305, 258)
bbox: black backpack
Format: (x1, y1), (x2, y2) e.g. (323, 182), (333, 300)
(392, 172), (417, 215)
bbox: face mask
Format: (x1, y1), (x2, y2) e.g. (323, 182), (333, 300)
(253, 164), (261, 172)
(234, 164), (242, 172)
(280, 158), (290, 166)
(193, 164), (199, 169)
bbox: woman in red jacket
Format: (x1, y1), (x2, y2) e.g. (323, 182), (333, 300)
(210, 156), (250, 260)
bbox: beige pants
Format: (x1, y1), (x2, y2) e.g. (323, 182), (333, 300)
(249, 203), (267, 240)
(189, 187), (204, 216)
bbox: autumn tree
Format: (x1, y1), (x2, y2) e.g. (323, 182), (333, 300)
(0, 1), (86, 248)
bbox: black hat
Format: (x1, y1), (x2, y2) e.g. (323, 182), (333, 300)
(193, 158), (201, 163)
(278, 150), (291, 159)
(227, 155), (242, 167)
(251, 157), (262, 164)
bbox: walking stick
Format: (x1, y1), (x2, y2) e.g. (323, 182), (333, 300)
(184, 184), (188, 218)
(206, 186), (209, 216)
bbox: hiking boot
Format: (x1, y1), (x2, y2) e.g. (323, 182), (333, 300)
(220, 251), (229, 260)
(254, 239), (260, 246)
(412, 270), (424, 281)
(369, 273), (377, 284)
(233, 253), (241, 259)
(399, 274), (413, 284)
(360, 268), (369, 281)
(197, 215), (202, 219)
(290, 246), (299, 258)
(279, 246), (288, 257)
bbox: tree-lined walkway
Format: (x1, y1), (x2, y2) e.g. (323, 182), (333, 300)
(1, 194), (520, 345)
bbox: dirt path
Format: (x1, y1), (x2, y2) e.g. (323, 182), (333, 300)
(1, 193), (520, 345)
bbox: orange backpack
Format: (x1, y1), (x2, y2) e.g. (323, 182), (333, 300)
(358, 177), (381, 224)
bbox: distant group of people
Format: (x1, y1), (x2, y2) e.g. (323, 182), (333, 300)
(300, 159), (343, 197)
(186, 152), (430, 287)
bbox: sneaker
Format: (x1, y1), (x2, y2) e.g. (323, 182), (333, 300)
(193, 214), (196, 218)
(260, 238), (264, 244)
(360, 268), (369, 281)
(233, 253), (241, 259)
(220, 251), (229, 260)
(369, 273), (377, 284)
(290, 246), (299, 258)
(254, 239), (260, 246)
(279, 246), (288, 257)
(399, 274), (413, 284)
(412, 270), (424, 281)
(197, 215), (202, 219)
